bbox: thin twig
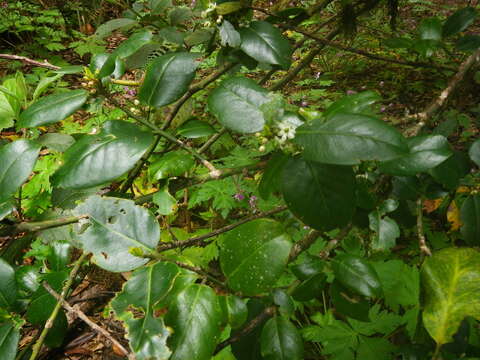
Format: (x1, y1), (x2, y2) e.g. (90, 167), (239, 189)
(42, 282), (134, 360)
(288, 230), (322, 262)
(213, 306), (276, 354)
(416, 198), (432, 257)
(134, 161), (267, 205)
(198, 128), (227, 154)
(156, 206), (288, 251)
(29, 253), (89, 360)
(0, 54), (60, 70)
(405, 49), (480, 136)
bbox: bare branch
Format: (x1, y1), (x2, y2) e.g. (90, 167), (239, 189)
(0, 54), (60, 70)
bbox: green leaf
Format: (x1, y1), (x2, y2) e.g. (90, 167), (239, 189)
(0, 139), (41, 202)
(0, 91), (15, 131)
(177, 119), (216, 138)
(139, 53), (199, 108)
(239, 21), (292, 69)
(149, 151), (195, 180)
(32, 74), (62, 101)
(153, 187), (177, 215)
(429, 151), (470, 190)
(469, 139), (480, 166)
(460, 195), (480, 245)
(332, 254), (382, 298)
(330, 281), (370, 322)
(259, 152), (288, 200)
(53, 120), (154, 189)
(384, 37), (414, 49)
(0, 201), (14, 222)
(456, 35), (480, 51)
(260, 316), (304, 360)
(15, 266), (41, 293)
(219, 20), (241, 48)
(0, 321), (20, 360)
(219, 295), (248, 329)
(73, 196), (160, 272)
(216, 1), (242, 15)
(281, 157), (356, 231)
(443, 7), (477, 38)
(111, 262), (182, 359)
(323, 91), (381, 119)
(220, 219), (291, 295)
(208, 77), (270, 134)
(165, 284), (222, 360)
(0, 259), (16, 309)
(95, 18), (137, 38)
(379, 135), (452, 175)
(295, 113), (408, 165)
(369, 201), (400, 252)
(272, 289), (294, 316)
(98, 30), (153, 78)
(418, 18), (443, 41)
(356, 337), (395, 360)
(18, 90), (88, 128)
(291, 273), (326, 301)
(422, 247), (480, 345)
(37, 133), (75, 152)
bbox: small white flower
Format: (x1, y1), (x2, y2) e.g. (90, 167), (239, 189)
(133, 99), (140, 106)
(276, 121), (296, 143)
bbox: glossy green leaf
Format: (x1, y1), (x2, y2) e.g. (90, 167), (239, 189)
(384, 37), (414, 49)
(422, 247), (480, 345)
(32, 74), (62, 101)
(429, 151), (470, 190)
(460, 195), (480, 245)
(330, 280), (370, 321)
(281, 157), (356, 231)
(273, 289), (294, 316)
(219, 295), (248, 329)
(0, 90), (15, 131)
(18, 90), (88, 128)
(443, 7), (477, 38)
(392, 176), (420, 200)
(0, 259), (16, 309)
(240, 21), (292, 69)
(15, 266), (40, 293)
(177, 119), (215, 138)
(220, 219), (291, 295)
(418, 18), (443, 41)
(139, 53), (199, 108)
(380, 135), (452, 175)
(95, 18), (137, 38)
(323, 91), (381, 119)
(98, 30), (153, 78)
(0, 321), (20, 360)
(260, 316), (304, 360)
(290, 255), (324, 280)
(208, 77), (269, 133)
(53, 120), (154, 189)
(412, 39), (440, 58)
(295, 113), (408, 165)
(469, 139), (480, 166)
(47, 241), (72, 272)
(112, 262), (182, 359)
(166, 284), (222, 360)
(456, 35), (480, 51)
(0, 139), (41, 202)
(37, 133), (75, 152)
(332, 254), (382, 298)
(73, 196), (160, 272)
(0, 201), (14, 221)
(291, 273), (326, 301)
(219, 20), (241, 47)
(149, 151), (195, 180)
(259, 152), (288, 200)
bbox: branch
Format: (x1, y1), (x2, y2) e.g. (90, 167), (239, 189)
(405, 48), (480, 136)
(0, 54), (60, 70)
(134, 161), (267, 205)
(286, 27), (455, 72)
(416, 198), (432, 256)
(29, 253), (88, 360)
(288, 230), (322, 262)
(198, 128), (227, 154)
(42, 282), (134, 360)
(0, 215), (87, 237)
(156, 205), (288, 251)
(161, 62), (237, 131)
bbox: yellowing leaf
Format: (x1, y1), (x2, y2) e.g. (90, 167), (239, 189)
(422, 247), (480, 345)
(447, 201), (462, 231)
(423, 198), (443, 213)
